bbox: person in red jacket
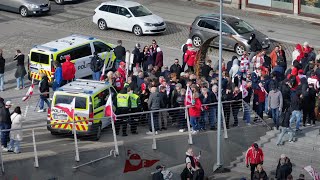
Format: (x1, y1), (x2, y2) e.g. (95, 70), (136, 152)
(246, 143), (264, 180)
(184, 44), (197, 72)
(188, 92), (202, 134)
(117, 61), (126, 79)
(114, 71), (124, 92)
(62, 55), (76, 85)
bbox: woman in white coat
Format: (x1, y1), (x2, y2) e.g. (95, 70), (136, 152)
(7, 106), (23, 153)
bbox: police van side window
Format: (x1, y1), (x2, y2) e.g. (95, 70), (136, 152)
(93, 42), (112, 53)
(57, 44), (92, 63)
(93, 89), (109, 109)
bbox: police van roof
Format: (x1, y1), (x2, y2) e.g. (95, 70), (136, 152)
(56, 79), (109, 95)
(32, 34), (97, 53)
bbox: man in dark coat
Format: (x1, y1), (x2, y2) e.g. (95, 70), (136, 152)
(38, 74), (51, 112)
(170, 58), (182, 79)
(0, 98), (8, 149)
(248, 33), (262, 61)
(2, 101), (12, 149)
(276, 154), (292, 180)
(132, 43), (141, 71)
(90, 52), (104, 81)
(14, 50), (26, 90)
(113, 40), (126, 70)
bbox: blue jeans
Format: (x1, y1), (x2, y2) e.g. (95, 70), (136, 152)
(243, 102), (251, 123)
(290, 110), (302, 130)
(264, 95), (269, 114)
(271, 108), (280, 127)
(0, 122), (10, 147)
(209, 107), (217, 128)
(39, 96), (51, 110)
(52, 81), (60, 91)
(276, 126), (295, 144)
(190, 116), (199, 131)
(16, 77), (24, 88)
(0, 74), (4, 91)
(200, 111), (208, 130)
(8, 139), (21, 153)
(92, 71), (101, 81)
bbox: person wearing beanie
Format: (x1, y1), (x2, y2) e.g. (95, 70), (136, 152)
(184, 44), (197, 72)
(181, 39), (192, 71)
(61, 55), (76, 85)
(132, 43), (142, 71)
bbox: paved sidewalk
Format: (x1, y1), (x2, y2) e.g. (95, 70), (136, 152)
(144, 0), (320, 48)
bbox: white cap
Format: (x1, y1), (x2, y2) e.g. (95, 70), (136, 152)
(5, 101), (12, 106)
(280, 154), (286, 159)
(304, 42), (309, 46)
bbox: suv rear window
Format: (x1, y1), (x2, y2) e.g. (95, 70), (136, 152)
(54, 95), (87, 110)
(30, 52), (49, 64)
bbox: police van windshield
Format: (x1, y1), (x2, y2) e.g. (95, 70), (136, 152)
(30, 52), (49, 64)
(54, 95), (87, 110)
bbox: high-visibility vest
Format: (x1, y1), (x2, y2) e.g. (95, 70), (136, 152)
(124, 82), (129, 88)
(130, 93), (139, 108)
(117, 93), (129, 108)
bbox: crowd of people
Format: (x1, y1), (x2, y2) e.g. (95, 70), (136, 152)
(0, 34), (320, 179)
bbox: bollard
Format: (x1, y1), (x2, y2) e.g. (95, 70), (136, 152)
(32, 129), (39, 168)
(150, 112), (157, 150)
(185, 108), (193, 145)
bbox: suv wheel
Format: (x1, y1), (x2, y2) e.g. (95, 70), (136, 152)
(192, 36), (202, 47)
(133, 25), (142, 36)
(98, 19), (107, 30)
(20, 6), (28, 17)
(55, 0), (64, 5)
(235, 44), (245, 56)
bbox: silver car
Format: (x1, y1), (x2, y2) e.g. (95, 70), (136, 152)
(0, 0), (51, 17)
(189, 14), (270, 56)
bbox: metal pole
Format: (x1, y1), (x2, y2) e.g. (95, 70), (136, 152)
(221, 105), (228, 139)
(111, 117), (119, 155)
(214, 0), (224, 171)
(150, 112), (157, 150)
(73, 112), (80, 162)
(185, 108), (193, 144)
(32, 129), (39, 168)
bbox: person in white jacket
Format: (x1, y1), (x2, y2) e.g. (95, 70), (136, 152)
(229, 58), (240, 83)
(6, 106), (23, 153)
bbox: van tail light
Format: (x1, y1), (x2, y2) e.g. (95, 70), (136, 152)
(88, 112), (94, 125)
(47, 108), (51, 121)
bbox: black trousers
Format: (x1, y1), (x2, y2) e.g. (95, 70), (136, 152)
(129, 108), (140, 133)
(115, 117), (128, 135)
(303, 105), (316, 125)
(250, 163), (258, 180)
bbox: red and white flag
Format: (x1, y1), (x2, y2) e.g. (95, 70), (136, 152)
(184, 85), (193, 106)
(304, 165), (320, 180)
(54, 97), (75, 119)
(22, 79), (35, 102)
(105, 95), (116, 121)
(240, 80), (248, 99)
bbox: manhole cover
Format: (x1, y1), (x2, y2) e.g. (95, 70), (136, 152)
(268, 30), (275, 33)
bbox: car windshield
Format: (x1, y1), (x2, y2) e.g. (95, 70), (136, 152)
(129, 5), (152, 17)
(230, 20), (254, 34)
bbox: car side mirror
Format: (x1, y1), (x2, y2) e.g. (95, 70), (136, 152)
(125, 14), (131, 18)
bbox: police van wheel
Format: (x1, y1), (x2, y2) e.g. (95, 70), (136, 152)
(94, 125), (102, 141)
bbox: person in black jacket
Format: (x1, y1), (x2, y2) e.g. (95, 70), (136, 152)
(0, 49), (5, 91)
(289, 92), (302, 131)
(2, 101), (12, 149)
(170, 58), (182, 79)
(253, 164), (268, 180)
(152, 165), (164, 180)
(132, 43), (141, 71)
(113, 40), (126, 70)
(180, 162), (194, 180)
(202, 60), (213, 81)
(276, 106), (295, 145)
(303, 83), (317, 126)
(276, 154), (292, 180)
(158, 86), (168, 130)
(38, 73), (51, 113)
(248, 33), (262, 61)
(90, 52), (104, 81)
(279, 79), (291, 112)
(222, 85), (233, 129)
(231, 86), (242, 127)
(14, 50), (26, 90)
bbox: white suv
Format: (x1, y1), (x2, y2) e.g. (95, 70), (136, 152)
(93, 0), (166, 36)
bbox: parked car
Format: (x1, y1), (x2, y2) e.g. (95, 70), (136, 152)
(93, 0), (166, 36)
(50, 0), (79, 5)
(0, 0), (50, 17)
(189, 14), (270, 55)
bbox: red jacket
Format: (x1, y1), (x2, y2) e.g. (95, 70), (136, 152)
(155, 51), (163, 68)
(184, 49), (197, 67)
(115, 77), (124, 91)
(245, 144), (264, 165)
(62, 61), (76, 81)
(117, 67), (126, 79)
(188, 98), (202, 117)
(254, 89), (266, 103)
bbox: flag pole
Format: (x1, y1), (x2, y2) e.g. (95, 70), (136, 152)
(72, 98), (80, 162)
(109, 95), (119, 155)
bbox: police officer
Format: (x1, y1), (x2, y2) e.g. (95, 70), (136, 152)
(128, 87), (141, 134)
(115, 88), (131, 136)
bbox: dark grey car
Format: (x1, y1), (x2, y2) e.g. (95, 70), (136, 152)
(189, 14), (270, 56)
(0, 0), (50, 17)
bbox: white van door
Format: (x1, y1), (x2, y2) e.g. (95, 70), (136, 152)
(71, 43), (94, 79)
